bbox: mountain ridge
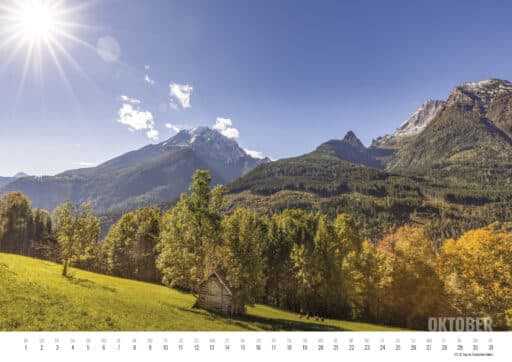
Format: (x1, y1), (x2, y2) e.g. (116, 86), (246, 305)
(226, 78), (512, 240)
(313, 131), (390, 169)
(316, 78), (512, 177)
(387, 78), (512, 173)
(0, 172), (30, 188)
(3, 77), (512, 231)
(0, 128), (268, 212)
(372, 100), (446, 148)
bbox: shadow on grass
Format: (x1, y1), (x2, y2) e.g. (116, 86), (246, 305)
(175, 306), (345, 331)
(65, 275), (117, 293)
(230, 313), (345, 331)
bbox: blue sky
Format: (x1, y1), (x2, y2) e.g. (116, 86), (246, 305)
(1, 0), (512, 176)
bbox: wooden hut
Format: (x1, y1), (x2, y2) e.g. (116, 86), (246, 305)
(194, 269), (245, 316)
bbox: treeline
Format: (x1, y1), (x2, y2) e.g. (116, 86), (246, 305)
(0, 171), (511, 330)
(0, 192), (55, 258)
(227, 153), (512, 243)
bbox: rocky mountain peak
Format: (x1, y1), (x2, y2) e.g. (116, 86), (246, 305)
(342, 131), (365, 149)
(161, 127), (267, 164)
(447, 78), (512, 113)
(396, 100), (446, 135)
(458, 78), (512, 93)
(163, 127), (228, 147)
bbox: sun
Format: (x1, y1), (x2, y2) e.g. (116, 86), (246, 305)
(0, 0), (95, 97)
(17, 2), (59, 41)
(2, 1), (66, 45)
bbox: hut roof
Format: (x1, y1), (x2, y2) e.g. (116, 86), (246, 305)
(203, 269), (234, 296)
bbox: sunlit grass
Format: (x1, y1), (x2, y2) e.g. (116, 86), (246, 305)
(0, 253), (401, 331)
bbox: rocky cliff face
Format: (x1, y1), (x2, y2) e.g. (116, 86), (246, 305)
(447, 79), (512, 112)
(373, 100), (446, 148)
(447, 79), (512, 139)
(387, 79), (512, 172)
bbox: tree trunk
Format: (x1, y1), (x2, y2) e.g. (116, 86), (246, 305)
(62, 259), (68, 277)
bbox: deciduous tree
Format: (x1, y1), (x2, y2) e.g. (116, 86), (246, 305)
(53, 201), (99, 277)
(157, 170), (224, 293)
(222, 209), (267, 308)
(442, 228), (512, 329)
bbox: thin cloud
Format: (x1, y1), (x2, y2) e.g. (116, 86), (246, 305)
(169, 83), (193, 109)
(213, 117), (239, 139)
(144, 74), (155, 85)
(73, 161), (97, 167)
(243, 148), (265, 159)
(165, 123), (181, 133)
(117, 103), (159, 141)
(146, 128), (159, 140)
(213, 117), (267, 158)
(120, 95), (141, 104)
(142, 64), (155, 85)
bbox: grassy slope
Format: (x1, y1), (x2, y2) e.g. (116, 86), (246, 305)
(0, 253), (400, 331)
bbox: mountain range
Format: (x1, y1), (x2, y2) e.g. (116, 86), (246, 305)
(0, 127), (269, 212)
(227, 78), (512, 240)
(289, 78), (512, 179)
(0, 172), (29, 188)
(2, 78), (512, 240)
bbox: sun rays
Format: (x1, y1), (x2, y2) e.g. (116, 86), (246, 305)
(0, 0), (97, 102)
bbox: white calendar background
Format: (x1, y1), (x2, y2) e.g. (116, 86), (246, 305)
(1, 331), (510, 361)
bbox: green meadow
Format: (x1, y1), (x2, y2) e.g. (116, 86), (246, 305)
(0, 253), (400, 331)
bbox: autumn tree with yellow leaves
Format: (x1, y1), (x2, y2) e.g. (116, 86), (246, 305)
(441, 228), (512, 329)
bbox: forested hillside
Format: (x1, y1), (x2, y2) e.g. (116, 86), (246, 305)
(227, 147), (512, 241)
(227, 79), (512, 242)
(1, 171), (511, 330)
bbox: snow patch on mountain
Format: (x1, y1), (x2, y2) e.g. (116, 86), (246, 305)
(372, 100), (445, 147)
(459, 78), (512, 93)
(395, 100), (446, 137)
(161, 127), (268, 163)
(448, 78), (512, 113)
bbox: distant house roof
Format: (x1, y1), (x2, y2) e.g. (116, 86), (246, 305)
(203, 269), (234, 296)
